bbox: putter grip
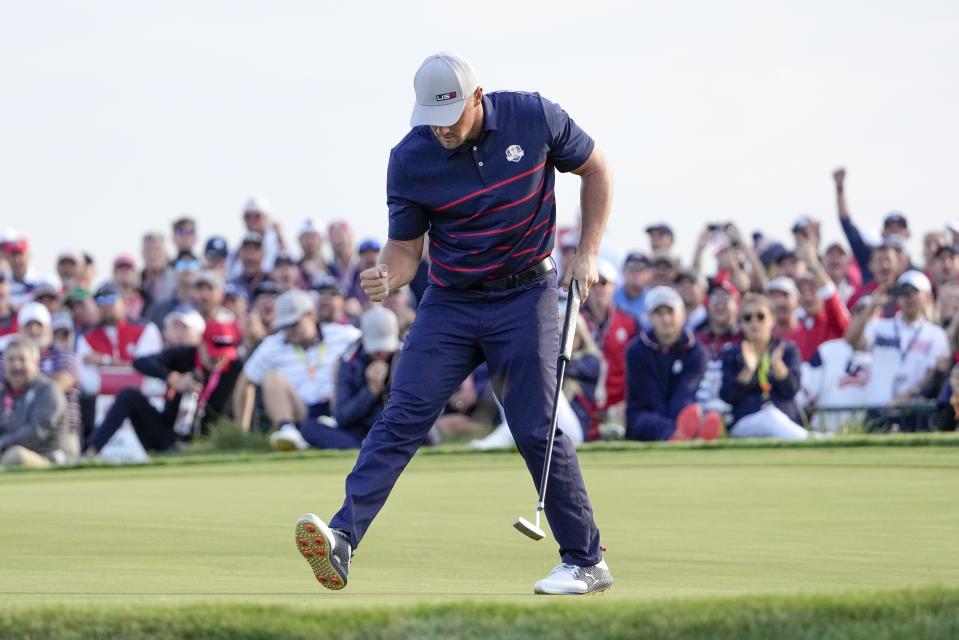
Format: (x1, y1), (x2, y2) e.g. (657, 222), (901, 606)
(560, 280), (581, 361)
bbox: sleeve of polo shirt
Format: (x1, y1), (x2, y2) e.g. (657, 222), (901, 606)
(539, 95), (595, 173)
(242, 337), (273, 386)
(387, 151), (430, 241)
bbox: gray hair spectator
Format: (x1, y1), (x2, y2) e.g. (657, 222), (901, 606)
(0, 336), (75, 467)
(326, 220), (357, 291)
(140, 231), (176, 308)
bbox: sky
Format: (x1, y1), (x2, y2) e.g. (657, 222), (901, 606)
(2, 1), (957, 279)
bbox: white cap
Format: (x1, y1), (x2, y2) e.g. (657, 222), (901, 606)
(243, 196), (272, 216)
(645, 285), (684, 314)
(947, 220), (959, 235)
(18, 302), (51, 328)
(767, 276), (799, 298)
(410, 52), (479, 127)
(272, 289), (316, 330)
(597, 259), (618, 285)
(361, 306), (400, 354)
(897, 269), (932, 294)
(165, 308), (206, 335)
(298, 219), (322, 237)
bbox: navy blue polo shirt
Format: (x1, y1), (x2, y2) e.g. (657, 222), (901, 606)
(387, 91), (594, 289)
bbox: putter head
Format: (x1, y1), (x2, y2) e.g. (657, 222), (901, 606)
(513, 517), (546, 541)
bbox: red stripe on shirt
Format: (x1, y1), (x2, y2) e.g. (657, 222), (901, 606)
(431, 256), (505, 273)
(428, 271), (448, 287)
(434, 162), (547, 212)
(449, 212), (537, 239)
(461, 176), (546, 223)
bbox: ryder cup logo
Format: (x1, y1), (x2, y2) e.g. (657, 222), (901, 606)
(505, 144), (524, 163)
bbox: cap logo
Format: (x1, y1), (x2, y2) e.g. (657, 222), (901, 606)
(435, 91), (457, 102)
(505, 144), (524, 163)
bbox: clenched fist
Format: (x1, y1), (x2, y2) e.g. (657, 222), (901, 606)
(360, 264), (390, 303)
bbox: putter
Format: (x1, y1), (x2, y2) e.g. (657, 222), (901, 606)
(514, 278), (582, 541)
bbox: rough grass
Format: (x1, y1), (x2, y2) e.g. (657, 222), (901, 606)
(2, 587), (958, 640)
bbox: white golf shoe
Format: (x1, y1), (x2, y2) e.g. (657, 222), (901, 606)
(534, 559), (613, 595)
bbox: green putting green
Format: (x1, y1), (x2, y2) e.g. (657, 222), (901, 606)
(0, 444), (957, 638)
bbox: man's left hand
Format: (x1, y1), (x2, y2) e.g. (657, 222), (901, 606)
(567, 252), (598, 300)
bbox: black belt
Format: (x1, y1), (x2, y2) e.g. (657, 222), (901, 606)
(470, 257), (555, 291)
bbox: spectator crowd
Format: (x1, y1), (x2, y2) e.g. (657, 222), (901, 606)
(2, 168), (958, 468)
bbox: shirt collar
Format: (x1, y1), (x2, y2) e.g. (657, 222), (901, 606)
(434, 94), (497, 159)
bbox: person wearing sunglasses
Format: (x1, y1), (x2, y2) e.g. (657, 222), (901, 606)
(720, 293), (808, 440)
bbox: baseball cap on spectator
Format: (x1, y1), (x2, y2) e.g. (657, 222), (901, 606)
(298, 219), (322, 237)
(645, 223), (673, 237)
(358, 239), (382, 254)
(31, 275), (62, 300)
(273, 251), (296, 267)
(623, 252), (649, 269)
(883, 211), (908, 230)
(253, 280), (283, 299)
(312, 275), (346, 296)
(113, 255), (136, 270)
(51, 312), (74, 333)
(273, 289), (316, 330)
(241, 232), (264, 247)
(410, 52), (480, 127)
(57, 250), (82, 265)
(824, 241), (847, 255)
(935, 244), (959, 258)
(708, 279), (741, 302)
(896, 270), (932, 294)
(675, 269), (706, 289)
(203, 317), (241, 362)
(775, 250), (799, 265)
(166, 307), (206, 335)
(4, 236), (28, 253)
(597, 259), (618, 285)
(766, 276), (799, 298)
(790, 215), (816, 233)
(223, 282), (248, 301)
(204, 236), (229, 260)
(18, 302), (51, 327)
(759, 242), (789, 267)
(361, 306), (400, 354)
(645, 286), (684, 313)
(243, 197), (272, 216)
(63, 286), (92, 305)
(650, 254), (677, 268)
(94, 282), (119, 304)
(194, 270), (224, 290)
(878, 234), (906, 252)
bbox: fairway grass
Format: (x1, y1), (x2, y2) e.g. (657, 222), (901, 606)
(1, 444), (957, 637)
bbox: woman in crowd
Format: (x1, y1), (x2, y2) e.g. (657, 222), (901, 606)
(720, 293), (808, 440)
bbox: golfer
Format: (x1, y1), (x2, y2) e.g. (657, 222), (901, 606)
(295, 52), (614, 595)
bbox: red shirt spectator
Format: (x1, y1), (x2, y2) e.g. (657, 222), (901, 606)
(785, 280), (851, 361)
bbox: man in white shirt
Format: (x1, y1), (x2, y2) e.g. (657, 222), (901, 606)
(845, 270), (948, 429)
(233, 289), (360, 431)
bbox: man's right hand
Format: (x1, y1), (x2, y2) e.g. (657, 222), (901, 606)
(360, 264), (390, 303)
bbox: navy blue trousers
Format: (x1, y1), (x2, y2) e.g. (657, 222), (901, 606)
(329, 271), (603, 566)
